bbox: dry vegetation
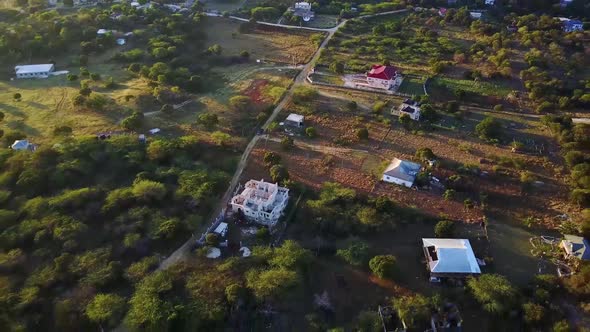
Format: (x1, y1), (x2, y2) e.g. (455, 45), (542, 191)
(204, 17), (322, 64)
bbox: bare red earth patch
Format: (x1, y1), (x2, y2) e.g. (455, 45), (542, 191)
(242, 79), (269, 105)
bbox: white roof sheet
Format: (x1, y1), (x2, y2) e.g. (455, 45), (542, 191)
(423, 238), (481, 274)
(15, 64), (54, 74)
(214, 222), (228, 235)
(11, 140), (30, 150)
(286, 113), (304, 123)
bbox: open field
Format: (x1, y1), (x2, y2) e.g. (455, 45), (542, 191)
(241, 86), (574, 225)
(202, 0), (244, 12)
(204, 17), (323, 64)
(303, 14), (340, 29)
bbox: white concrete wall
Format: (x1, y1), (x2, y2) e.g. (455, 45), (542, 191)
(382, 174), (412, 188)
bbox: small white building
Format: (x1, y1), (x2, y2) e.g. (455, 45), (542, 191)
(469, 12), (482, 20)
(284, 113), (304, 128)
(392, 99), (421, 121)
(230, 179), (289, 227)
(213, 222), (228, 237)
(484, 0), (495, 5)
(11, 140), (36, 151)
(15, 64), (55, 79)
(422, 238), (481, 278)
(366, 65), (402, 90)
(382, 158), (421, 187)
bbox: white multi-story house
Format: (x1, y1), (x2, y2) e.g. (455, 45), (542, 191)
(230, 179), (289, 227)
(366, 65), (403, 90)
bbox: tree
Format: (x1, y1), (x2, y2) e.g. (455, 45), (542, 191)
(240, 50), (250, 58)
(356, 207), (381, 229)
(393, 295), (431, 328)
(356, 128), (369, 140)
(475, 116), (503, 141)
(305, 127), (317, 138)
(196, 112), (219, 130)
(263, 151), (281, 167)
(522, 302), (544, 326)
(368, 255), (397, 279)
(270, 240), (311, 269)
(336, 241), (370, 267)
(86, 293), (126, 330)
(270, 164), (289, 183)
(13, 93), (21, 101)
(246, 268), (299, 301)
(467, 274), (517, 315)
(132, 180), (166, 202)
(121, 112), (144, 131)
(434, 220), (455, 238)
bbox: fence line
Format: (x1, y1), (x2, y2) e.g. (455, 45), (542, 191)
(307, 75), (411, 97)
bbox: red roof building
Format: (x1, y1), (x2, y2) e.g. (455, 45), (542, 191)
(367, 65), (399, 80)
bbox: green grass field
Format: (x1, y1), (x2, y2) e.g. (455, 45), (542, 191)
(398, 76), (425, 96)
(431, 76), (513, 97)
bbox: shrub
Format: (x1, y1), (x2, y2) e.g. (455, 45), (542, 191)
(280, 136), (294, 150)
(121, 112), (144, 131)
(305, 127), (317, 138)
(205, 233), (220, 246)
(463, 198), (474, 209)
(369, 255), (397, 279)
(443, 189), (455, 200)
(90, 73), (101, 81)
(467, 274), (517, 314)
(475, 116), (502, 140)
(434, 220), (455, 238)
(211, 131), (231, 146)
(13, 93), (21, 101)
(196, 112), (219, 130)
(336, 242), (370, 267)
(415, 147), (435, 162)
(493, 104), (504, 112)
(356, 128), (369, 140)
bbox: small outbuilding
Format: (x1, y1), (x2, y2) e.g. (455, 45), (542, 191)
(561, 234), (590, 260)
(392, 99), (421, 121)
(382, 158), (421, 188)
(213, 222), (228, 238)
(11, 140), (36, 151)
(284, 113), (304, 128)
(422, 238), (481, 279)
